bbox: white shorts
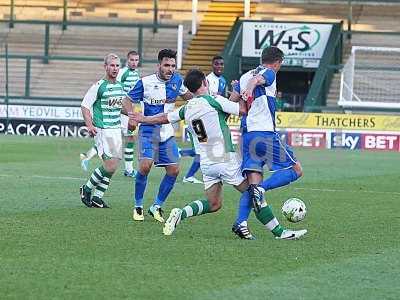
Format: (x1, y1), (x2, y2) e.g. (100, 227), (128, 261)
(94, 128), (123, 160)
(201, 152), (245, 190)
(120, 114), (136, 136)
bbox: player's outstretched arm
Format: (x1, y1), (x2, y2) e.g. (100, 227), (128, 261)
(131, 112), (169, 125)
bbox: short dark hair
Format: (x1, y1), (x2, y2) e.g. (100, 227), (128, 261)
(184, 69), (205, 93)
(212, 55), (224, 62)
(261, 46), (284, 64)
(127, 50), (139, 57)
(158, 49), (177, 62)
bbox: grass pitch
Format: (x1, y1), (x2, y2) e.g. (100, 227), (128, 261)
(0, 135), (399, 299)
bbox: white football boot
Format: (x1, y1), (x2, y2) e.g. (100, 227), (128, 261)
(163, 208), (183, 236)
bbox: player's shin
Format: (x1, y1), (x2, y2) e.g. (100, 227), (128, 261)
(85, 166), (107, 190)
(124, 142), (135, 172)
(255, 204), (285, 237)
(180, 199), (211, 220)
(92, 167), (113, 198)
(234, 191), (252, 225)
(153, 174), (177, 207)
(134, 171), (148, 207)
(93, 176), (110, 199)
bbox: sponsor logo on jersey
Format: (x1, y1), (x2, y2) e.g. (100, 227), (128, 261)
(108, 96), (124, 108)
(149, 98), (166, 105)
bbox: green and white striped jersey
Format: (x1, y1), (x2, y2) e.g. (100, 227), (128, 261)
(168, 94), (239, 164)
(81, 79), (126, 129)
(117, 67), (140, 92)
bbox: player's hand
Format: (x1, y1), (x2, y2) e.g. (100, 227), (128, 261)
(241, 90), (253, 101)
(87, 125), (97, 137)
(130, 112), (144, 124)
(241, 90), (254, 110)
(128, 118), (137, 131)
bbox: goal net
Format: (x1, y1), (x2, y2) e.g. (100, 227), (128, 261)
(339, 46), (400, 109)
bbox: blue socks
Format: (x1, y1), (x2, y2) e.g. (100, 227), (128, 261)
(234, 191), (252, 225)
(260, 168), (299, 191)
(134, 171), (148, 207)
(179, 148), (196, 157)
(154, 174), (177, 207)
(185, 154), (200, 178)
(136, 172), (178, 208)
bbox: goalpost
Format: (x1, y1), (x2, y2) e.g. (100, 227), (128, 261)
(339, 46), (400, 109)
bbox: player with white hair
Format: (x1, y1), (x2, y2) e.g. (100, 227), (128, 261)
(79, 53), (127, 208)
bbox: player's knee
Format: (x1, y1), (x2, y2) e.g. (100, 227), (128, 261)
(167, 165), (179, 177)
(104, 159), (118, 174)
(209, 198), (222, 212)
(140, 167), (151, 176)
(139, 161), (152, 175)
(208, 196), (222, 212)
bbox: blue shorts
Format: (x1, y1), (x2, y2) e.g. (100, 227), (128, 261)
(138, 127), (179, 167)
(241, 131), (297, 174)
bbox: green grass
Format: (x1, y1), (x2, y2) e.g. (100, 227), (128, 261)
(0, 135), (399, 299)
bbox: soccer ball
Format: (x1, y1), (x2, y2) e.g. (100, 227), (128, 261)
(282, 198), (307, 223)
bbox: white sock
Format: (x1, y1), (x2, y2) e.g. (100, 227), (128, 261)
(125, 161), (133, 172)
(86, 147), (97, 160)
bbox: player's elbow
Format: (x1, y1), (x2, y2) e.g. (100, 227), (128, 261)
(81, 105), (91, 116)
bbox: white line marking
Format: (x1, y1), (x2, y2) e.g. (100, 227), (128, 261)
(294, 187), (400, 196)
(33, 175), (84, 181)
(1, 174), (399, 195)
(0, 174), (84, 181)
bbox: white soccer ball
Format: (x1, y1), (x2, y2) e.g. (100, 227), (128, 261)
(282, 198), (307, 223)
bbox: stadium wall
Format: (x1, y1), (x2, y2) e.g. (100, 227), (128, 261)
(0, 104), (87, 137)
(184, 111), (400, 152)
(2, 105), (400, 152)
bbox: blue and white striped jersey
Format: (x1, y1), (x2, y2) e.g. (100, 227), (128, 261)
(128, 72), (188, 141)
(206, 72), (227, 97)
(238, 66), (277, 132)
